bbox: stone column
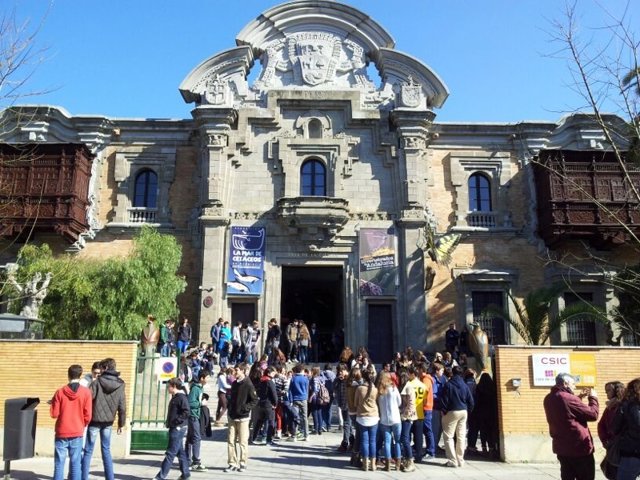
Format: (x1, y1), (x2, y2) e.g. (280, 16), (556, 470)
(192, 106), (237, 337)
(390, 110), (435, 350)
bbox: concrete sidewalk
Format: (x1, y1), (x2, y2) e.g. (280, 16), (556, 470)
(5, 428), (607, 480)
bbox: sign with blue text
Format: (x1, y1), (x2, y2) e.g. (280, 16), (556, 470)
(226, 226), (265, 296)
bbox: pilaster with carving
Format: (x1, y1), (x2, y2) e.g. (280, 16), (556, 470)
(193, 107), (238, 224)
(390, 110), (435, 224)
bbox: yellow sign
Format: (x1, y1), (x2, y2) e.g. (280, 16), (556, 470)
(569, 352), (596, 387)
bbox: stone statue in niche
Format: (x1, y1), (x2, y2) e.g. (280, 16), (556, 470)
(400, 75), (422, 108)
(6, 266), (53, 319)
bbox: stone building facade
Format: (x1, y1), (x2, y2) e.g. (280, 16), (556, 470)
(1, 1), (637, 359)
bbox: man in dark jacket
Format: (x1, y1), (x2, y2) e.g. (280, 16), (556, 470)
(543, 373), (599, 480)
(153, 378), (190, 480)
(81, 358), (126, 480)
(225, 363), (258, 473)
(440, 365), (474, 468)
(252, 366), (278, 445)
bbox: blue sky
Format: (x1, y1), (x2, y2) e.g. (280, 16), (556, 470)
(8, 0), (639, 122)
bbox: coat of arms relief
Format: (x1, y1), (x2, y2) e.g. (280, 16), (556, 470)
(254, 32), (374, 90)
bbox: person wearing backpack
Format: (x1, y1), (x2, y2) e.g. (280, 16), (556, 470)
(310, 367), (328, 435)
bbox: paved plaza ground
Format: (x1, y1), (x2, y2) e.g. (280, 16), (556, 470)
(6, 428), (607, 480)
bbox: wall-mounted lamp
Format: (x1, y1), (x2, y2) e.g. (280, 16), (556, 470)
(511, 378), (522, 388)
(198, 285), (215, 292)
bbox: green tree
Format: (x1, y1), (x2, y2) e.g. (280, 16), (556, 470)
(11, 226), (186, 340)
(483, 284), (606, 346)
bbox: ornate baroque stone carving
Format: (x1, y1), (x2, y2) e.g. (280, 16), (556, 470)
(254, 32), (374, 90)
(400, 76), (423, 108)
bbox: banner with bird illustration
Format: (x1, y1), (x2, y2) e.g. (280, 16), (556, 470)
(226, 226), (265, 295)
(358, 228), (398, 296)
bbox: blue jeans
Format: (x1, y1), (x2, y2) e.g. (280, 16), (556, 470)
(380, 423), (402, 459)
(54, 436), (83, 480)
(156, 425), (190, 479)
(176, 340), (189, 354)
(81, 425), (113, 480)
(400, 420), (413, 460)
(432, 409), (442, 450)
(186, 416), (201, 464)
(298, 345), (308, 363)
(423, 410), (435, 456)
(359, 422), (378, 460)
(617, 455), (640, 480)
(311, 404), (323, 434)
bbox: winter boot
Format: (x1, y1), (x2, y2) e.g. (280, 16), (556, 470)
(393, 458), (402, 471)
(403, 459), (416, 472)
(362, 459), (369, 472)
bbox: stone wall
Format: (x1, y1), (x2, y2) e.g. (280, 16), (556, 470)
(495, 345), (640, 462)
(0, 340), (138, 458)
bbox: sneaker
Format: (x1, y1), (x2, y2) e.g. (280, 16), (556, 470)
(238, 465), (246, 472)
(193, 464), (207, 471)
(321, 426), (328, 432)
(301, 436), (308, 442)
(444, 461), (458, 468)
(269, 441), (278, 446)
(287, 436), (297, 442)
(178, 476), (191, 480)
(223, 465), (238, 473)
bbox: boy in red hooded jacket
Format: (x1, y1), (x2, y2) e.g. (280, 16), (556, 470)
(50, 364), (92, 480)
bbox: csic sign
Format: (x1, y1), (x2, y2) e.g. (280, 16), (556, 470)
(532, 353), (570, 386)
(531, 353), (596, 387)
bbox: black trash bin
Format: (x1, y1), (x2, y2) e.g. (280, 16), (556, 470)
(3, 397), (40, 461)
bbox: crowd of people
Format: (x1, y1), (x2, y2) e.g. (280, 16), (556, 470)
(153, 325), (501, 476)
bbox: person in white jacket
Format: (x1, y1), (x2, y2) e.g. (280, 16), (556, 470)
(377, 371), (402, 471)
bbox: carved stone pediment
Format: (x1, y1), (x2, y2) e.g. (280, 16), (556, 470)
(276, 196), (349, 238)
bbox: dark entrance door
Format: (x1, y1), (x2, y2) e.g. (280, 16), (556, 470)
(231, 302), (255, 327)
(367, 304), (393, 363)
(280, 266), (343, 362)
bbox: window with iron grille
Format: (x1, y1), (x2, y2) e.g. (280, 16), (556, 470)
(472, 291), (506, 345)
(564, 292), (596, 345)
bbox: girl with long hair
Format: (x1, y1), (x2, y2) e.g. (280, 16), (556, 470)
(613, 377), (640, 480)
(377, 370), (402, 471)
(354, 365), (379, 471)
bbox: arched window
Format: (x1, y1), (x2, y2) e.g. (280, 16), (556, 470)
(308, 119), (323, 139)
(301, 159), (326, 196)
(133, 170), (158, 208)
(468, 173), (491, 211)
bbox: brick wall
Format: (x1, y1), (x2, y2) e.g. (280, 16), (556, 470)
(0, 340), (138, 458)
(495, 345), (640, 462)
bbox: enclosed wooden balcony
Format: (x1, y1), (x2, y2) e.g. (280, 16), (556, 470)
(0, 143), (94, 243)
(533, 149), (640, 248)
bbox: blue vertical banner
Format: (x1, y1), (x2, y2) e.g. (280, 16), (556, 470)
(226, 226), (265, 296)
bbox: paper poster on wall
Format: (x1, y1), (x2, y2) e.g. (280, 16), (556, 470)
(358, 228), (398, 296)
(226, 226), (265, 296)
(569, 352), (597, 387)
(531, 352), (596, 387)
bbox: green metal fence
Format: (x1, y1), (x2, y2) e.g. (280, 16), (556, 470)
(130, 355), (179, 450)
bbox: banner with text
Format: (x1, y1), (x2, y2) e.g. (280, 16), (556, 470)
(226, 226), (265, 296)
(359, 228), (398, 296)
